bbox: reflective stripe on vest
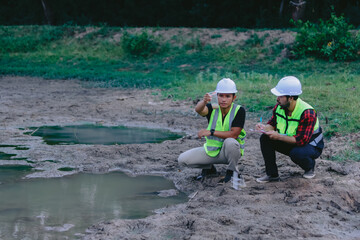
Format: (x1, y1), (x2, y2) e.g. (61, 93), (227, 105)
(275, 98), (323, 146)
(309, 133), (323, 147)
(204, 103), (246, 157)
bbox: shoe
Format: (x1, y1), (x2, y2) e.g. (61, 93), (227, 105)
(218, 170), (233, 184)
(194, 165), (217, 181)
(256, 175), (280, 183)
(303, 168), (315, 179)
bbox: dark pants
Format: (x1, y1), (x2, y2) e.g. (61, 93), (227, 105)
(260, 134), (322, 177)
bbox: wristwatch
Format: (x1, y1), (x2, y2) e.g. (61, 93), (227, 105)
(210, 129), (215, 136)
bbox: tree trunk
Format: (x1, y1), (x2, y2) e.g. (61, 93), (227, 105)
(41, 0), (53, 25)
(290, 0), (306, 21)
(279, 0), (285, 17)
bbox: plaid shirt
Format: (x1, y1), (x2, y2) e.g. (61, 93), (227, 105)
(267, 103), (317, 146)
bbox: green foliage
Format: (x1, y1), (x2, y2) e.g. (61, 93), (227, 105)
(121, 31), (162, 58)
(245, 33), (269, 47)
(210, 34), (222, 39)
(234, 27), (248, 33)
(184, 37), (204, 51)
(292, 12), (360, 61)
(0, 25), (72, 53)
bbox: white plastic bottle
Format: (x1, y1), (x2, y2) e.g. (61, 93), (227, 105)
(232, 171), (246, 190)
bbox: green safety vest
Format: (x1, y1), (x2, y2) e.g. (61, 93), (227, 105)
(275, 98), (323, 147)
(204, 103), (246, 157)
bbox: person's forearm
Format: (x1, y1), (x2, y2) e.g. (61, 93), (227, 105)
(198, 128), (242, 139)
(265, 130), (296, 144)
(195, 100), (207, 114)
(277, 134), (296, 144)
(213, 130), (241, 139)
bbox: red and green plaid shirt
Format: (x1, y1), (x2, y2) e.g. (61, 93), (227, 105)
(267, 104), (317, 146)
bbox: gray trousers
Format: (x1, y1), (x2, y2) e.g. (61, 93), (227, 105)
(178, 138), (242, 172)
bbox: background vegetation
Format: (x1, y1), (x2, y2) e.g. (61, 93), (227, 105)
(292, 12), (360, 60)
(1, 0), (360, 28)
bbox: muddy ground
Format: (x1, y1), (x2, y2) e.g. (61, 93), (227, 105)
(1, 76), (359, 240)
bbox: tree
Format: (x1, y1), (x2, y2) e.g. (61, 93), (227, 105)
(40, 0), (53, 25)
(279, 0), (306, 21)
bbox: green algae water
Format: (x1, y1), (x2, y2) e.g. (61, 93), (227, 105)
(24, 125), (183, 145)
(0, 169), (187, 239)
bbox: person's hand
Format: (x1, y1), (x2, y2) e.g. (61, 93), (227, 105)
(255, 123), (266, 132)
(203, 93), (211, 104)
(198, 129), (210, 139)
(264, 130), (281, 140)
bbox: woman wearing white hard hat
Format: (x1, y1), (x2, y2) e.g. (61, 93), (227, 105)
(178, 78), (246, 184)
(255, 76), (324, 182)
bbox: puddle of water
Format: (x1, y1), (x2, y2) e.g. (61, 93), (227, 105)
(24, 125), (183, 145)
(0, 151), (17, 160)
(43, 160), (60, 163)
(0, 151), (27, 161)
(0, 165), (33, 185)
(58, 167), (77, 172)
(0, 145), (29, 161)
(0, 145), (30, 150)
(0, 171), (187, 239)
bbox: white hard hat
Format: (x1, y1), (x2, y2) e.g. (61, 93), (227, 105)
(215, 78), (237, 93)
(271, 76), (302, 96)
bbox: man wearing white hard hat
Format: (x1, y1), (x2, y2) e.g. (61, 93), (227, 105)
(178, 78), (246, 184)
(256, 76), (324, 183)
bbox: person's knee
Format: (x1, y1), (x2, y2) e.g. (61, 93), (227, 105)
(260, 133), (270, 144)
(177, 152), (188, 166)
(289, 147), (313, 163)
(223, 138), (240, 149)
(223, 138), (241, 162)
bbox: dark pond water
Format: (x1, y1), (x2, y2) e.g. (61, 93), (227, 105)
(0, 168), (187, 239)
(24, 125), (183, 145)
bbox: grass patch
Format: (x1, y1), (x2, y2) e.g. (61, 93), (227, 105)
(331, 141), (360, 162)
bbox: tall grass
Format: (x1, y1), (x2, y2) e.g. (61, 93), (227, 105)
(1, 25), (359, 138)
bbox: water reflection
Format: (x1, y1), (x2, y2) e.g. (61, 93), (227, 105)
(0, 171), (187, 239)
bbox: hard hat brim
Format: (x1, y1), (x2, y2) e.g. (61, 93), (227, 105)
(215, 90), (237, 93)
(270, 87), (283, 96)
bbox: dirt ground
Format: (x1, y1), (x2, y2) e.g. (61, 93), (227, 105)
(1, 76), (359, 240)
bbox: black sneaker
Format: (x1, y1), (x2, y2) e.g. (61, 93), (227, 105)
(256, 175), (280, 183)
(303, 168), (315, 179)
(218, 170), (233, 184)
(194, 165), (217, 181)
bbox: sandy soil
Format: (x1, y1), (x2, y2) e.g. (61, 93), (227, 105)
(1, 76), (359, 240)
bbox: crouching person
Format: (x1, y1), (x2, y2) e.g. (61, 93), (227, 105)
(178, 78), (246, 183)
(256, 76), (324, 183)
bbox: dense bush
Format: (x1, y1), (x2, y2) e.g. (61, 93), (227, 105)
(121, 32), (162, 58)
(292, 13), (360, 61)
